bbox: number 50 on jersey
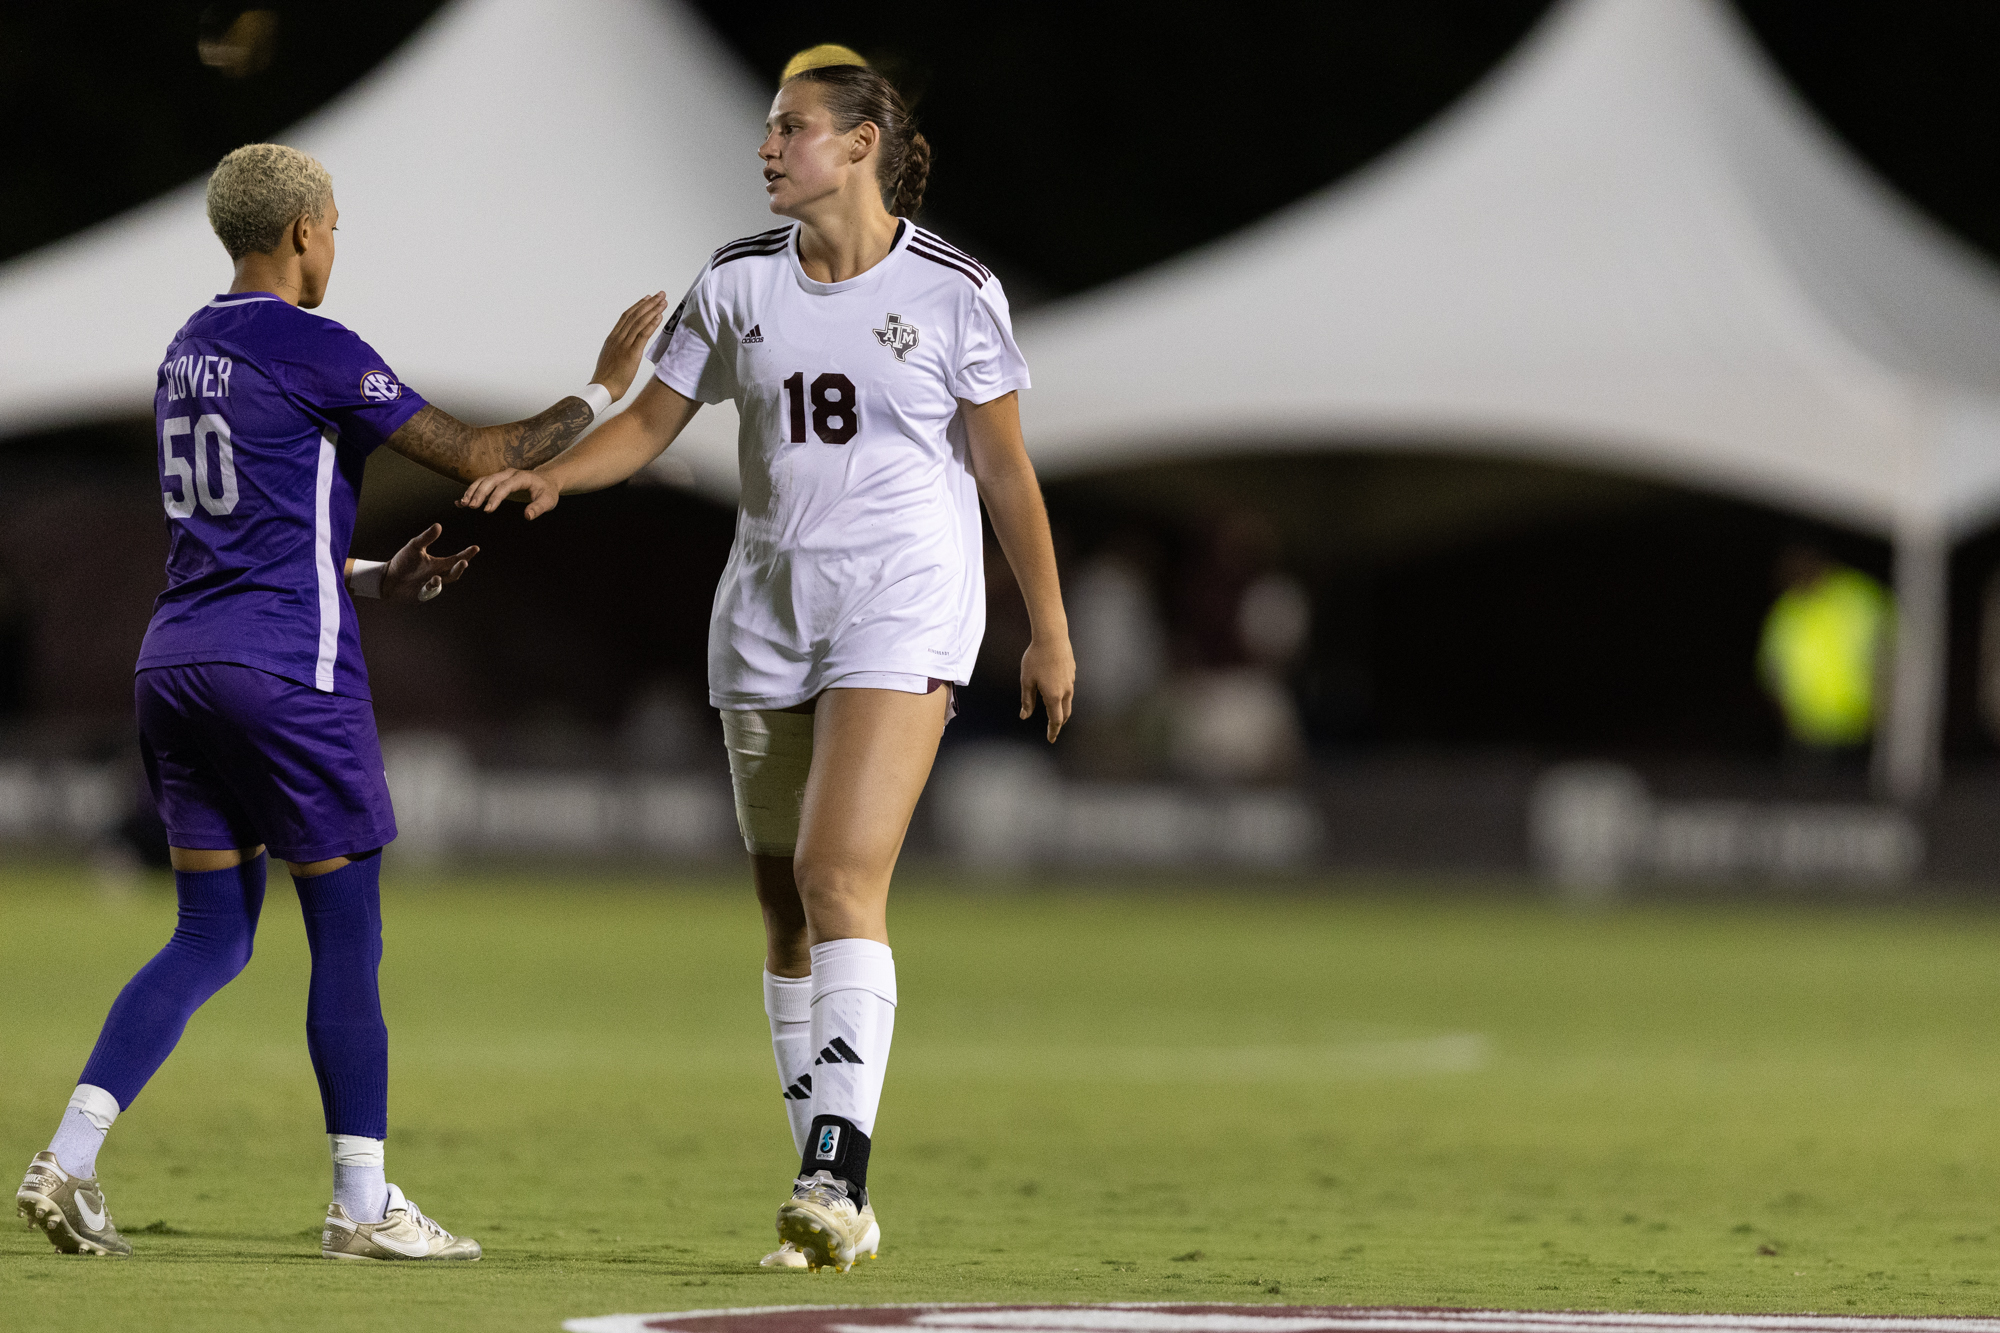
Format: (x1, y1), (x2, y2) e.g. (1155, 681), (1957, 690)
(161, 413), (241, 517)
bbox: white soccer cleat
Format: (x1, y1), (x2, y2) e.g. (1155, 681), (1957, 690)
(774, 1170), (875, 1272)
(321, 1183), (481, 1261)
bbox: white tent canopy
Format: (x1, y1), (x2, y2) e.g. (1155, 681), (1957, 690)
(1014, 0), (2000, 799)
(1017, 0), (2000, 536)
(0, 0), (765, 493)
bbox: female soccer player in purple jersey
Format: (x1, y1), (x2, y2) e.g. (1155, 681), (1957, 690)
(460, 46), (1075, 1270)
(14, 143), (667, 1260)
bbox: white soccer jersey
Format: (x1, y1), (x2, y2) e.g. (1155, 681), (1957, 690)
(653, 221), (1031, 710)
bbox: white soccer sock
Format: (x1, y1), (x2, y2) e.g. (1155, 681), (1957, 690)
(764, 969), (815, 1156)
(802, 938), (896, 1186)
(330, 1134), (388, 1223)
(48, 1084), (119, 1179)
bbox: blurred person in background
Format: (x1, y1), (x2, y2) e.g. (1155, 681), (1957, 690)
(460, 44), (1073, 1272)
(1063, 529), (1168, 777)
(619, 677), (707, 772)
(1166, 511), (1310, 783)
(15, 143), (666, 1262)
(1979, 570), (2000, 747)
(0, 561), (26, 720)
(1758, 543), (1892, 759)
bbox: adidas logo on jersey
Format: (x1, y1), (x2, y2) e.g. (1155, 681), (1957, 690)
(742, 324), (765, 344)
(814, 1037), (864, 1066)
(872, 312), (919, 362)
(783, 1074), (813, 1101)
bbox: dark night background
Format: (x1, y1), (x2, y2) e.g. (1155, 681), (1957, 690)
(4, 1), (2000, 769)
(8, 3), (2000, 297)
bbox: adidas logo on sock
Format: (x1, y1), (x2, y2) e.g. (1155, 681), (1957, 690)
(783, 1074), (813, 1100)
(813, 1037), (863, 1066)
(742, 324), (764, 344)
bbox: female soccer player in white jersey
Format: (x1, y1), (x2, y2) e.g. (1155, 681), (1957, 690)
(460, 44), (1073, 1269)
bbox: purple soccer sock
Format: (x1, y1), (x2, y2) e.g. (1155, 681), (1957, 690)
(78, 856), (268, 1108)
(294, 856), (389, 1140)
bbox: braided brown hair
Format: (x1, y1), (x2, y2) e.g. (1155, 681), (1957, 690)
(785, 62), (931, 218)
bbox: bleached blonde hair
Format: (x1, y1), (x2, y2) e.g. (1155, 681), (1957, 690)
(205, 143), (332, 260)
(781, 43), (866, 82)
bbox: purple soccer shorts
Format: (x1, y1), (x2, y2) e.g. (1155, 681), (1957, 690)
(135, 663), (398, 863)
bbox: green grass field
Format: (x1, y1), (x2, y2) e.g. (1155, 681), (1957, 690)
(4, 863), (2000, 1329)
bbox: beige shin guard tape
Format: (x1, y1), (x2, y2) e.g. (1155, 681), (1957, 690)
(721, 708), (815, 856)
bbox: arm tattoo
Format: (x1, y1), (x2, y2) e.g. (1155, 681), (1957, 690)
(384, 398), (596, 482)
(383, 404), (475, 480)
(504, 396), (594, 469)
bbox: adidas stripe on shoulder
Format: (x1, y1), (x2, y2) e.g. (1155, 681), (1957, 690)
(907, 228), (992, 288)
(913, 228), (992, 280)
(714, 224), (790, 255)
(713, 225), (792, 268)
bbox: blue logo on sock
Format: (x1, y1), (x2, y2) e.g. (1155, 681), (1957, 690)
(816, 1125), (841, 1160)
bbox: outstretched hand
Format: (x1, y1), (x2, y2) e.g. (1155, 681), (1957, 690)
(457, 467), (560, 518)
(383, 523), (478, 602)
(592, 291), (671, 400)
(1020, 636), (1076, 742)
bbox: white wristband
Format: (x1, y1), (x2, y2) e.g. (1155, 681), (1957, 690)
(577, 382), (614, 421)
(346, 560), (386, 599)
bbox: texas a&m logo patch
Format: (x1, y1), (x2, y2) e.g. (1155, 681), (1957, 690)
(872, 313), (919, 362)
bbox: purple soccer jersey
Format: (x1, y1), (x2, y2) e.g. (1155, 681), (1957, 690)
(137, 292), (425, 698)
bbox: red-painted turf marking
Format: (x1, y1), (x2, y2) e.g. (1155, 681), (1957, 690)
(562, 1304), (2000, 1333)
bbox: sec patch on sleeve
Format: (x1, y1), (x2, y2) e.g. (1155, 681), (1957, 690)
(359, 370), (402, 402)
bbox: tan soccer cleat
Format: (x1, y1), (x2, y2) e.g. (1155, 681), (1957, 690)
(16, 1151), (131, 1256)
(856, 1200), (880, 1264)
(760, 1239), (811, 1268)
(763, 1204), (878, 1269)
(775, 1170), (877, 1271)
(321, 1183), (481, 1261)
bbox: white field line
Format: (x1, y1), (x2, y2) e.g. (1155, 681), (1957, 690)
(564, 1306), (2000, 1333)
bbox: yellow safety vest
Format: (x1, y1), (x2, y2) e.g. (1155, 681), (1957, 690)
(1757, 568), (1892, 747)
